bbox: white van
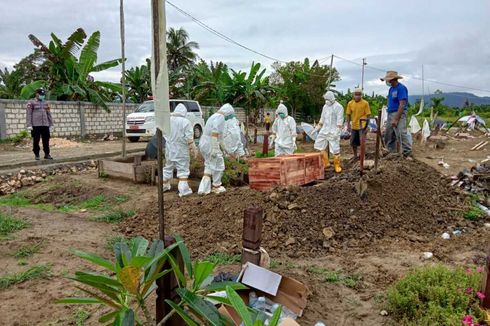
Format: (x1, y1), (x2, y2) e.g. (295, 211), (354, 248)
(125, 100), (205, 142)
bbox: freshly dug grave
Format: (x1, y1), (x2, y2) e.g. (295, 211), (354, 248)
(121, 158), (472, 258)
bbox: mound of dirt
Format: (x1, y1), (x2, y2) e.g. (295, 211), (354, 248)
(120, 158), (472, 258)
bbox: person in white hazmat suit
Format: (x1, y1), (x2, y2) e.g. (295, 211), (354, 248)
(314, 91), (344, 173)
(162, 104), (199, 197)
(223, 114), (246, 159)
(270, 103), (297, 156)
(198, 103), (235, 195)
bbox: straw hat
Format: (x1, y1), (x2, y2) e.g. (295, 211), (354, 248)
(380, 71), (403, 82)
(353, 87), (363, 94)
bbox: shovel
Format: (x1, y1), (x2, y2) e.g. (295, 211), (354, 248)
(356, 118), (369, 198)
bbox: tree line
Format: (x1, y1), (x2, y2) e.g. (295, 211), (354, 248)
(3, 26), (487, 121)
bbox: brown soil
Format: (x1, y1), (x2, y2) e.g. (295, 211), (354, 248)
(121, 158), (474, 258)
(0, 141), (489, 325)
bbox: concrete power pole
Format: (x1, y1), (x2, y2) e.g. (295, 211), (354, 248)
(327, 54), (334, 89)
(361, 58), (367, 90)
(120, 0), (127, 158)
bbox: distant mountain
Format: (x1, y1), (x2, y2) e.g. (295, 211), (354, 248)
(408, 92), (490, 108)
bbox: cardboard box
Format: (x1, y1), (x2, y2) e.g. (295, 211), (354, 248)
(218, 306), (301, 326)
(218, 262), (307, 325)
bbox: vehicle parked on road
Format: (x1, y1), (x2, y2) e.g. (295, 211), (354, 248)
(125, 100), (205, 142)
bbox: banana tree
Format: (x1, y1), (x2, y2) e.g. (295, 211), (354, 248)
(22, 28), (122, 111)
(125, 59), (151, 103)
(232, 62), (272, 134)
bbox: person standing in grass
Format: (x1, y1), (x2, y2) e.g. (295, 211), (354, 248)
(346, 87), (371, 160)
(26, 88), (53, 160)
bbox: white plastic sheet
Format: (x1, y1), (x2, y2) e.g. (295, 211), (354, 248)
(409, 116), (421, 134)
(422, 119), (431, 140)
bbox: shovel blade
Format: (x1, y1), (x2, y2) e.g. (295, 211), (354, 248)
(356, 179), (368, 198)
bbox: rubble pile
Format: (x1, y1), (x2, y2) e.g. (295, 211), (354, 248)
(0, 161), (97, 195)
(452, 162), (490, 199)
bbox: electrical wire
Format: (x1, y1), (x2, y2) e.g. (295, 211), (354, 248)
(166, 0), (286, 63)
(166, 1), (490, 95)
(333, 55), (490, 94)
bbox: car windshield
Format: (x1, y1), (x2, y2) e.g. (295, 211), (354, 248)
(135, 102), (154, 113)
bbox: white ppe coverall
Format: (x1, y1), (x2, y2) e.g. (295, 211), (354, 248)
(271, 104), (297, 156)
(162, 104), (195, 197)
(198, 103), (235, 195)
(314, 91), (344, 155)
(223, 117), (246, 158)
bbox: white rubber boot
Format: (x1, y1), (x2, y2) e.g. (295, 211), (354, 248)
(198, 175), (211, 195)
(178, 180), (193, 197)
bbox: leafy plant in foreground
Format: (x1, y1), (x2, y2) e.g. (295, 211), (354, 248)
(59, 235), (286, 325)
(57, 236), (181, 325)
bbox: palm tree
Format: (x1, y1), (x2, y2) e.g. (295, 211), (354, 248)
(0, 68), (23, 99)
(166, 27), (199, 72)
(193, 61), (232, 106)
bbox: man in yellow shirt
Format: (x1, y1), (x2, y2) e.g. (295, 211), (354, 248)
(346, 88), (371, 159)
(264, 112), (272, 131)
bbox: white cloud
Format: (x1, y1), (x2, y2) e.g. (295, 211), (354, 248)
(1, 0), (489, 97)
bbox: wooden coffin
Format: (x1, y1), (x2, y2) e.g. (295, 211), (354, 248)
(249, 153), (323, 191)
(98, 155), (157, 184)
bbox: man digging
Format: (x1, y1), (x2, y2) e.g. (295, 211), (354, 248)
(346, 87), (371, 160)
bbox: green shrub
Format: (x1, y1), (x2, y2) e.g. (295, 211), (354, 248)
(255, 151), (275, 158)
(386, 265), (485, 326)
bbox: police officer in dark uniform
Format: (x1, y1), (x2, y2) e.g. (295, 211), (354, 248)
(26, 89), (53, 160)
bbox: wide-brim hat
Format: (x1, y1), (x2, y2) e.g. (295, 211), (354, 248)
(380, 71), (403, 82)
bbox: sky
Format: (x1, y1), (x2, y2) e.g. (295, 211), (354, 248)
(1, 0), (489, 97)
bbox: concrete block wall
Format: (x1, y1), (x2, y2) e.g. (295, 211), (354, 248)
(0, 99), (254, 140)
(0, 99), (138, 139)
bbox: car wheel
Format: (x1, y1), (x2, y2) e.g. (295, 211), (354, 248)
(128, 136), (140, 142)
(193, 125), (202, 139)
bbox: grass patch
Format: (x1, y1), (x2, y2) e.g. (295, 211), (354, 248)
(92, 209), (136, 223)
(79, 195), (106, 210)
(14, 240), (45, 258)
(0, 194), (56, 211)
(204, 252), (241, 265)
(464, 204), (485, 220)
(73, 308), (91, 326)
(255, 150), (275, 158)
(105, 234), (137, 251)
(0, 193), (111, 213)
(0, 213), (29, 237)
(0, 264), (51, 289)
(386, 264), (485, 325)
(270, 260), (298, 270)
(0, 130), (29, 144)
(306, 265), (361, 289)
(114, 195), (129, 203)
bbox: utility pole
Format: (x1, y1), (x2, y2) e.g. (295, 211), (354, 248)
(327, 54), (334, 89)
(150, 1), (180, 325)
(120, 0), (127, 158)
(361, 58), (367, 90)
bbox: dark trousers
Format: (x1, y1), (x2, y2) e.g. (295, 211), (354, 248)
(31, 126), (50, 156)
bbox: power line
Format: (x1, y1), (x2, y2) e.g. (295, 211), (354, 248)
(166, 1), (490, 95)
(165, 0), (286, 63)
(333, 55), (490, 94)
